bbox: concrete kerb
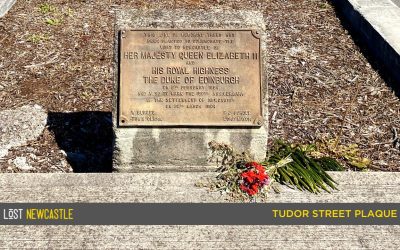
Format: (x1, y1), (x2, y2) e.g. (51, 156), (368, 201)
(0, 0), (16, 18)
(331, 0), (400, 87)
(0, 172), (399, 203)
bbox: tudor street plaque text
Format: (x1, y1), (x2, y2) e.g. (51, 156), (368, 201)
(119, 30), (262, 126)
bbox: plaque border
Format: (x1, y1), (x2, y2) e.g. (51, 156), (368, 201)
(117, 29), (263, 128)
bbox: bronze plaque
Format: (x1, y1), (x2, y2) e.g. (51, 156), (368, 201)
(119, 30), (262, 126)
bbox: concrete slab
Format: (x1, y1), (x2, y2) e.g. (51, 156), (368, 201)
(332, 0), (400, 85)
(0, 0), (16, 18)
(0, 225), (399, 249)
(0, 172), (399, 203)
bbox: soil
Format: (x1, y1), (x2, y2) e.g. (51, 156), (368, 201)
(0, 0), (399, 172)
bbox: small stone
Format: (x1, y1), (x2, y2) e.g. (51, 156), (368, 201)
(26, 147), (35, 152)
(61, 159), (67, 167)
(83, 23), (90, 35)
(13, 157), (34, 171)
(0, 149), (8, 159)
(28, 153), (37, 160)
(0, 104), (47, 159)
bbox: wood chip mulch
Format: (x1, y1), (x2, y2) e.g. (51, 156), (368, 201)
(0, 0), (399, 172)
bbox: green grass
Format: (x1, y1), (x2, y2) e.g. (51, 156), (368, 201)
(27, 34), (50, 43)
(39, 3), (57, 14)
(45, 18), (61, 26)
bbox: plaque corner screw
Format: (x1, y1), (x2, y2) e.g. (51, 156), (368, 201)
(255, 118), (263, 126)
(251, 30), (261, 39)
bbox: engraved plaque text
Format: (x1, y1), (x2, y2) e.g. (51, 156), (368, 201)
(119, 30), (262, 126)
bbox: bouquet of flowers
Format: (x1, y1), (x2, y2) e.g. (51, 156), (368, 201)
(208, 140), (341, 201)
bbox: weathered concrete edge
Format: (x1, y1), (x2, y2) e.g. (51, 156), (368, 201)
(0, 0), (16, 18)
(0, 172), (399, 203)
(0, 225), (399, 249)
(331, 0), (400, 85)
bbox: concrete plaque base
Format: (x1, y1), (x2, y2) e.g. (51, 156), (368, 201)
(113, 9), (268, 172)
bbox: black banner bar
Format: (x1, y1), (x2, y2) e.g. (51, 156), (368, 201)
(0, 203), (398, 225)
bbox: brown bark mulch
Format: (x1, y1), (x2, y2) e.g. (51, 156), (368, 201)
(0, 0), (399, 172)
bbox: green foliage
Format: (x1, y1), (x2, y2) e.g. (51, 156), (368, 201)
(39, 3), (57, 14)
(45, 18), (61, 26)
(66, 8), (74, 17)
(313, 139), (371, 169)
(265, 141), (341, 193)
(315, 157), (345, 171)
(39, 3), (72, 26)
(27, 34), (49, 43)
(319, 3), (330, 9)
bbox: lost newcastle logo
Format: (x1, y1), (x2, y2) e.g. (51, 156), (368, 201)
(2, 207), (74, 221)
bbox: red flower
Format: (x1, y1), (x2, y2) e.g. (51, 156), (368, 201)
(241, 171), (257, 183)
(239, 162), (270, 196)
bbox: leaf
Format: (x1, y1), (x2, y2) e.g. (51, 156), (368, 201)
(272, 184), (281, 193)
(349, 157), (371, 169)
(267, 140), (340, 194)
(45, 18), (61, 25)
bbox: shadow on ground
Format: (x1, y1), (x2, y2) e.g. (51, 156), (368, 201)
(47, 112), (114, 173)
